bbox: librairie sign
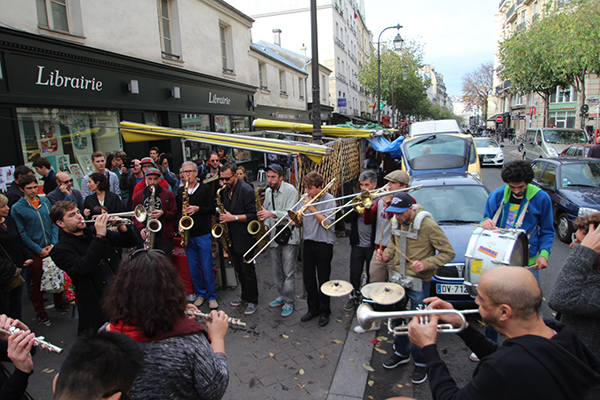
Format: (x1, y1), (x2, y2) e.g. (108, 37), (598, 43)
(35, 65), (103, 91)
(208, 92), (231, 105)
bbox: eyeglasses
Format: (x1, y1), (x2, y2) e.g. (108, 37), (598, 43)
(58, 179), (73, 184)
(220, 176), (233, 181)
(128, 248), (166, 261)
(182, 170), (196, 174)
(571, 233), (581, 244)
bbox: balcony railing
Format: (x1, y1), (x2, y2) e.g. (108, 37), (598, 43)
(334, 37), (346, 51)
(349, 53), (357, 64)
(506, 4), (516, 22)
(350, 82), (358, 90)
(336, 73), (347, 84)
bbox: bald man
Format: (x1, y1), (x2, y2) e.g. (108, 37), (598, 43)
(408, 266), (600, 400)
(47, 172), (83, 210)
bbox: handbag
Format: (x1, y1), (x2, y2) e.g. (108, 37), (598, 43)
(0, 244), (24, 291)
(41, 256), (64, 293)
(271, 190), (292, 245)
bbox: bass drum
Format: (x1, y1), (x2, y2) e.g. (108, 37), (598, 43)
(464, 227), (528, 298)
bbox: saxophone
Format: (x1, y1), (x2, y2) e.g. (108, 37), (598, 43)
(179, 179), (194, 247)
(143, 185), (163, 250)
(247, 185), (268, 253)
(211, 186), (232, 256)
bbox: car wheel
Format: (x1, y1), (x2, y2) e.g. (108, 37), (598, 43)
(557, 213), (573, 243)
(518, 143), (524, 152)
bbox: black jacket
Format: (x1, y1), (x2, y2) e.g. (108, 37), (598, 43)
(49, 227), (138, 333)
(83, 191), (124, 216)
(221, 180), (257, 254)
(0, 216), (30, 269)
(120, 171), (138, 210)
(176, 182), (215, 238)
(41, 169), (57, 195)
(0, 339), (35, 400)
(6, 183), (22, 209)
(344, 205), (376, 248)
(424, 319), (600, 400)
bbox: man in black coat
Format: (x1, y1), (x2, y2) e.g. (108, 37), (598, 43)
(49, 201), (138, 334)
(6, 166), (33, 208)
(218, 163), (259, 315)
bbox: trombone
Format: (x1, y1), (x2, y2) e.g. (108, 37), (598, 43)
(356, 303), (480, 336)
(243, 179), (336, 263)
(84, 205), (147, 225)
(319, 189), (374, 230)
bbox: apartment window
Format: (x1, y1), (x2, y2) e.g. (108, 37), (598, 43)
(299, 77), (304, 99)
(157, 0), (182, 60)
(279, 70), (286, 95)
(258, 63), (267, 89)
(550, 86), (577, 103)
(37, 0), (69, 31)
(220, 23), (234, 73)
(159, 0), (173, 54)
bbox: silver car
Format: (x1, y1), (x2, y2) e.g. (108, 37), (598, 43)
(523, 128), (588, 161)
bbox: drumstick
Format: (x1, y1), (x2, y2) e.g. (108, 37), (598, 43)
(387, 241), (414, 264)
(526, 264), (539, 269)
(470, 223), (514, 232)
(378, 217), (386, 256)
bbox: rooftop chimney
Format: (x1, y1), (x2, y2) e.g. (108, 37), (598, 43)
(273, 29), (282, 46)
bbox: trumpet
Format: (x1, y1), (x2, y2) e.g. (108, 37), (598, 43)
(185, 310), (246, 327)
(84, 205), (147, 225)
(356, 303), (480, 336)
(320, 189), (373, 229)
(0, 326), (64, 354)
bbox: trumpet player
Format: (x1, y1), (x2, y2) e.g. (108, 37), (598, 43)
(219, 164), (259, 315)
(408, 267), (600, 400)
(132, 168), (177, 259)
(49, 201), (138, 334)
(257, 164), (299, 318)
(176, 162), (217, 309)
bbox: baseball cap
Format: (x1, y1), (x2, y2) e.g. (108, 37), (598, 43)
(141, 157), (156, 166)
(386, 192), (413, 214)
(384, 170), (410, 185)
(145, 168), (162, 177)
(267, 164), (284, 175)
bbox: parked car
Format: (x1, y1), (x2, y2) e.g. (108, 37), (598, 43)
(560, 143), (593, 158)
(400, 133), (481, 180)
(474, 137), (504, 166)
(409, 119), (462, 137)
(523, 127), (588, 161)
(410, 173), (490, 305)
(530, 157), (600, 243)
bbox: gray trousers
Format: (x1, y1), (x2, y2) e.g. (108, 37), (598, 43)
(271, 243), (298, 305)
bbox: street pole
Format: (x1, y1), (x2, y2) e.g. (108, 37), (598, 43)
(310, 0), (322, 144)
(377, 24), (403, 125)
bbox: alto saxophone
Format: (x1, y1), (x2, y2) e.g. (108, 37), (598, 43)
(144, 185), (163, 250)
(247, 185), (269, 253)
(211, 186), (232, 256)
(179, 179), (194, 247)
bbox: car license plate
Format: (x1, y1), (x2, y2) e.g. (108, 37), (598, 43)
(436, 284), (469, 295)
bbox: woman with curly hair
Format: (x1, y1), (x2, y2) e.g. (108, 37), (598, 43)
(102, 250), (229, 400)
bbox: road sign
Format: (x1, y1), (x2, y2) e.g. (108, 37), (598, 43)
(400, 120), (406, 126)
(495, 115), (503, 123)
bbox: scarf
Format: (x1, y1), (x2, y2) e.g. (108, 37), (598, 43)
(110, 317), (209, 343)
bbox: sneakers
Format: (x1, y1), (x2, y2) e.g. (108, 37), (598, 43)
(281, 304), (293, 317)
(37, 312), (50, 325)
(208, 300), (219, 309)
(469, 352), (480, 362)
(230, 297), (245, 307)
(194, 297), (205, 307)
(383, 353), (410, 369)
(343, 297), (357, 311)
(353, 320), (380, 334)
(269, 297), (285, 308)
(244, 303), (258, 315)
(412, 366), (428, 384)
(186, 294), (198, 303)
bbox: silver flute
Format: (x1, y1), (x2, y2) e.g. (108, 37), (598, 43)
(185, 311), (246, 327)
(0, 326), (64, 354)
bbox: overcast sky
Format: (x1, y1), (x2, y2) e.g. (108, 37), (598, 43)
(365, 0), (498, 97)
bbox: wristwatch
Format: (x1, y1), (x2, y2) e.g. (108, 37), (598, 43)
(235, 215), (239, 221)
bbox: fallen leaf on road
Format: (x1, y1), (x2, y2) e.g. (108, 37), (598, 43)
(41, 368), (54, 373)
(374, 347), (387, 354)
(369, 338), (379, 344)
(348, 358), (354, 361)
(397, 384), (403, 388)
(269, 352), (276, 359)
(243, 335), (249, 338)
(362, 363), (375, 372)
(298, 384), (305, 389)
(299, 368), (305, 375)
(282, 334), (289, 339)
(308, 381), (314, 384)
(336, 319), (342, 323)
(294, 377), (298, 380)
(368, 380), (374, 386)
(368, 396), (374, 399)
(320, 355), (325, 359)
(331, 339), (343, 344)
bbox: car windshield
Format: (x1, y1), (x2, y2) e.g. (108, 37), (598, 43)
(411, 184), (488, 223)
(560, 163), (600, 188)
(474, 138), (499, 148)
(405, 135), (468, 170)
(543, 130), (587, 145)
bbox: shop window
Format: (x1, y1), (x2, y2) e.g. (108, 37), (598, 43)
(36, 0), (83, 36)
(220, 23), (234, 74)
(182, 114), (211, 161)
(258, 62), (267, 89)
(158, 0), (182, 61)
(15, 108), (121, 191)
(279, 70), (286, 95)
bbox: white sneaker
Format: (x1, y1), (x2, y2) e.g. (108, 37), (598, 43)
(353, 321), (380, 334)
(469, 352), (480, 362)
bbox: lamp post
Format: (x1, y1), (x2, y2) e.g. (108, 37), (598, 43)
(377, 24), (403, 125)
(310, 0), (322, 144)
(391, 65), (409, 129)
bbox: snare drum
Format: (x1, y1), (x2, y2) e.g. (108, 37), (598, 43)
(464, 227), (528, 298)
(360, 282), (407, 312)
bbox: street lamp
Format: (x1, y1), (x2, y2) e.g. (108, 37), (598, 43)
(377, 24), (403, 125)
(391, 65), (409, 129)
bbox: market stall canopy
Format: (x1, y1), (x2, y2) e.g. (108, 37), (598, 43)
(253, 118), (376, 138)
(119, 121), (332, 164)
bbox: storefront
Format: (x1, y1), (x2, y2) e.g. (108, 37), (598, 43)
(0, 27), (257, 191)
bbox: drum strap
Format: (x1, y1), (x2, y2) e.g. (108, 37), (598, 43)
(492, 198), (531, 233)
(392, 208), (433, 277)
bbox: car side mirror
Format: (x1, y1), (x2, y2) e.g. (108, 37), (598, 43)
(538, 182), (555, 192)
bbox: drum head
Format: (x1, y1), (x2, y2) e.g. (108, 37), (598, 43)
(508, 232), (528, 267)
(360, 282), (385, 299)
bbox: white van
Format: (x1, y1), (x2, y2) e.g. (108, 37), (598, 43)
(523, 128), (588, 161)
(409, 119), (462, 137)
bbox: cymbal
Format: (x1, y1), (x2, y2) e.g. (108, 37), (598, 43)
(370, 283), (405, 305)
(320, 280), (353, 297)
(360, 282), (386, 299)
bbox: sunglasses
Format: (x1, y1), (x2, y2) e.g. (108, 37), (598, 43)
(128, 248), (166, 261)
(220, 176), (233, 181)
(58, 179), (74, 184)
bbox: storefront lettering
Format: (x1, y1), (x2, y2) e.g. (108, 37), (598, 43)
(208, 92), (231, 105)
(35, 65), (103, 91)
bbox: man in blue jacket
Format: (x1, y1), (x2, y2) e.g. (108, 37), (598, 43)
(11, 174), (63, 325)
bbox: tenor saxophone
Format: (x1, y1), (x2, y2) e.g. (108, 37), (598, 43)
(211, 186), (232, 256)
(179, 179), (194, 247)
(247, 185), (269, 253)
(144, 185), (162, 250)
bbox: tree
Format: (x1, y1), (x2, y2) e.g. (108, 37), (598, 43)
(461, 62), (493, 122)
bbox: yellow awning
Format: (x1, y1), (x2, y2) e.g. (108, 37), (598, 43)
(119, 122), (332, 164)
(252, 118), (374, 138)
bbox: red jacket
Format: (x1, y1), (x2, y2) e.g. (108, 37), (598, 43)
(132, 178), (170, 202)
(132, 185), (177, 243)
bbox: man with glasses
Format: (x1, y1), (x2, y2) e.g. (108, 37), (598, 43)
(132, 157), (170, 200)
(176, 161), (217, 309)
(219, 163), (259, 315)
(49, 200), (138, 334)
(477, 160), (554, 354)
(47, 172), (83, 210)
(120, 159), (143, 210)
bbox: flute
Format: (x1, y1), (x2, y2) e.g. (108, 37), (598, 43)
(0, 326), (64, 354)
(185, 311), (246, 327)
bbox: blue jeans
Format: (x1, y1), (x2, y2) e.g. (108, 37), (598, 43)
(271, 244), (298, 305)
(393, 280), (431, 367)
(185, 234), (216, 301)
